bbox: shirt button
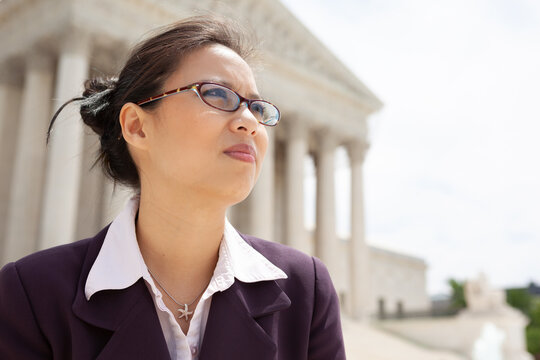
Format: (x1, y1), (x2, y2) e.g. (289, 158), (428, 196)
(191, 346), (198, 355)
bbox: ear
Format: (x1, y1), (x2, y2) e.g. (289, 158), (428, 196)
(119, 102), (150, 150)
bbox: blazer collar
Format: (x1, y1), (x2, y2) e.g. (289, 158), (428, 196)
(72, 225), (291, 360)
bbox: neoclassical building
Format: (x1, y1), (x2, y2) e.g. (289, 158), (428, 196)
(0, 0), (429, 321)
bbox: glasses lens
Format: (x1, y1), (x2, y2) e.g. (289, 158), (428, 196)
(199, 83), (239, 111)
(250, 101), (280, 126)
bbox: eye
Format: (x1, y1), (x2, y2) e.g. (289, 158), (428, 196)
(201, 86), (229, 100)
(250, 102), (265, 118)
(251, 101), (280, 125)
(200, 84), (238, 110)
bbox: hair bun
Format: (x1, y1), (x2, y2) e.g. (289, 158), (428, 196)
(80, 77), (118, 136)
(82, 77), (117, 97)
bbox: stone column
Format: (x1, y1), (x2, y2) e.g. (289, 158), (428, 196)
(285, 120), (310, 253)
(247, 129), (275, 240)
(39, 32), (90, 250)
(348, 139), (370, 321)
(315, 130), (338, 276)
(3, 54), (54, 263)
(0, 65), (22, 256)
(75, 133), (105, 240)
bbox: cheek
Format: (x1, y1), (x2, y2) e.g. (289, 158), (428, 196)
(150, 111), (215, 174)
(156, 105), (211, 144)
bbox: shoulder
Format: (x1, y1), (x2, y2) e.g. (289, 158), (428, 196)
(240, 234), (345, 359)
(240, 233), (333, 289)
(9, 237), (91, 277)
(241, 234), (315, 274)
(246, 236), (339, 326)
(0, 226), (109, 358)
(0, 225), (109, 302)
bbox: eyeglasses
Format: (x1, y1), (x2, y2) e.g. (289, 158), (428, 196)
(136, 82), (280, 126)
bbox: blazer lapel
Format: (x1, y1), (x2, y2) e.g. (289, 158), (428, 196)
(199, 279), (291, 360)
(71, 227), (169, 360)
(73, 280), (169, 360)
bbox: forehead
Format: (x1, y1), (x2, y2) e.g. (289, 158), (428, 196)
(164, 43), (258, 95)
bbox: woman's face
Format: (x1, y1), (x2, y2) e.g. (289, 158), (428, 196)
(139, 43), (268, 205)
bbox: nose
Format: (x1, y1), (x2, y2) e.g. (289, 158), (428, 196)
(231, 102), (259, 135)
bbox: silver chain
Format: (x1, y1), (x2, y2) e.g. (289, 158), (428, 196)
(147, 268), (207, 318)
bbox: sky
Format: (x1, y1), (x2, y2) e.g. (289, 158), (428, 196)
(280, 0), (540, 295)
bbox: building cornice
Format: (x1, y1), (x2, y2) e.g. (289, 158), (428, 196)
(0, 0), (381, 143)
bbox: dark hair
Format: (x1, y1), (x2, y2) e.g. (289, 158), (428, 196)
(47, 15), (256, 190)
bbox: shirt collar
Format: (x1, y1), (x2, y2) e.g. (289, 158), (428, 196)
(85, 196), (287, 301)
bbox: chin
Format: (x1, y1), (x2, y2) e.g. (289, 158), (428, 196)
(229, 188), (253, 206)
(221, 181), (253, 206)
(219, 171), (256, 196)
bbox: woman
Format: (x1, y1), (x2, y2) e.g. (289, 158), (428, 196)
(0, 16), (345, 360)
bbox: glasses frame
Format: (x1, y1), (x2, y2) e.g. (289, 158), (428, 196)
(136, 82), (280, 126)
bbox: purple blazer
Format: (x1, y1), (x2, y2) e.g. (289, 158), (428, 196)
(0, 225), (346, 359)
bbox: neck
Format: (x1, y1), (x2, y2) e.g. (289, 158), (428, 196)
(135, 184), (227, 287)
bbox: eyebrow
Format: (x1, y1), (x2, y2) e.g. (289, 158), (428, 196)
(199, 78), (262, 100)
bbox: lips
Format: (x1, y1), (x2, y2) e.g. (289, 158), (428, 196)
(223, 143), (257, 163)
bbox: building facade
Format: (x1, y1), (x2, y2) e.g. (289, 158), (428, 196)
(368, 247), (430, 318)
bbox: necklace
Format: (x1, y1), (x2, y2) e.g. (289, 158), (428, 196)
(147, 268), (207, 321)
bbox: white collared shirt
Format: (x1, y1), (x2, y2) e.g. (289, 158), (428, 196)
(85, 196), (287, 360)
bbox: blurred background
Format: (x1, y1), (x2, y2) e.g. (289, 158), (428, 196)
(0, 0), (538, 359)
(283, 0), (540, 300)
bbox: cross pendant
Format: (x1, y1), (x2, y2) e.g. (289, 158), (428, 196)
(177, 303), (194, 321)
